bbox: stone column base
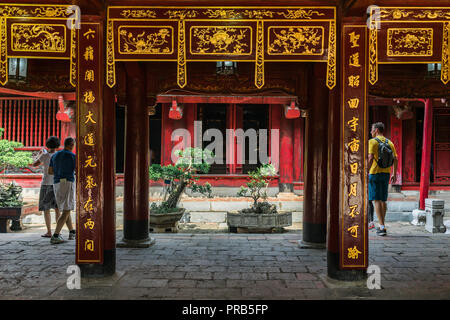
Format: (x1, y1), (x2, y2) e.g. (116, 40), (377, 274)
(298, 240), (326, 249)
(116, 237), (155, 248)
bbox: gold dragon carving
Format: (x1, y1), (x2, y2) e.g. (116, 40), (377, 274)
(11, 24), (66, 52)
(0, 5), (70, 18)
(268, 27), (323, 55)
(119, 28), (172, 54)
(277, 9), (325, 20)
(165, 10), (198, 20)
(177, 20), (187, 88)
(0, 18), (7, 85)
(191, 27), (250, 55)
(380, 9), (450, 20)
(204, 9), (241, 19)
(107, 20), (115, 88)
(387, 28), (433, 56)
(442, 22), (449, 84)
(326, 20), (336, 90)
(255, 20), (264, 89)
(120, 9), (156, 19)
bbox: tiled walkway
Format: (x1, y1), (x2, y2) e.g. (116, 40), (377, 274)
(0, 222), (449, 299)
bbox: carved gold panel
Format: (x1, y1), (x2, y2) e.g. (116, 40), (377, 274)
(11, 23), (66, 53)
(387, 28), (433, 57)
(118, 26), (174, 55)
(267, 26), (324, 55)
(189, 26), (252, 55)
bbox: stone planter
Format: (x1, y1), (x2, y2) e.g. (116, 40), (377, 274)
(226, 210), (292, 233)
(149, 207), (186, 232)
(0, 207), (23, 233)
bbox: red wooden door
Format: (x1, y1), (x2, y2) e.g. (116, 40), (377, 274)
(433, 109), (450, 185)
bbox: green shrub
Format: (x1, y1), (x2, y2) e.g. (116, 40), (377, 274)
(0, 128), (32, 207)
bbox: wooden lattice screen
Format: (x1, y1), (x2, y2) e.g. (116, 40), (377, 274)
(0, 99), (60, 147)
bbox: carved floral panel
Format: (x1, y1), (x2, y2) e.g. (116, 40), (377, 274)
(190, 26), (252, 55)
(267, 26), (324, 55)
(11, 23), (66, 53)
(387, 28), (433, 57)
(118, 26), (173, 55)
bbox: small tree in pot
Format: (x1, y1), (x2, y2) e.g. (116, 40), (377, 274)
(0, 128), (32, 232)
(228, 163), (292, 232)
(148, 147), (213, 230)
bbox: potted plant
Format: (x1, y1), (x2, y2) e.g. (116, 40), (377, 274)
(0, 128), (32, 232)
(148, 147), (213, 231)
(227, 163), (292, 233)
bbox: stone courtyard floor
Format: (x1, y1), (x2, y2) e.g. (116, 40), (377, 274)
(0, 222), (449, 300)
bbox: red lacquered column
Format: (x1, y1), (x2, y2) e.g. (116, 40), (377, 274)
(419, 98), (433, 210)
(121, 61), (151, 245)
(279, 105), (294, 192)
(302, 63), (328, 248)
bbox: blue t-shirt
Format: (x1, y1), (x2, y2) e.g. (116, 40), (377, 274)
(49, 149), (76, 184)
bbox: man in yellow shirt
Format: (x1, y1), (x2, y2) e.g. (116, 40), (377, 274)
(368, 122), (398, 236)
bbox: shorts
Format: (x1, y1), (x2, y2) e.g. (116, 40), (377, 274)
(38, 184), (58, 211)
(53, 180), (75, 211)
(369, 173), (390, 202)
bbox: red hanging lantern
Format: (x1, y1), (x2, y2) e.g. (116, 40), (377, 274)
(169, 99), (183, 120)
(56, 95), (71, 122)
(284, 101), (300, 119)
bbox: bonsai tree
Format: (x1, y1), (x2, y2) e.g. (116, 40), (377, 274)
(149, 147), (213, 213)
(236, 163), (278, 214)
(0, 128), (32, 174)
(0, 128), (32, 207)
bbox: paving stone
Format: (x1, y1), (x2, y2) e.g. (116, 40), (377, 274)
(241, 272), (267, 280)
(138, 279), (169, 288)
(168, 279), (198, 288)
(213, 272), (241, 280)
(296, 273), (319, 281)
(268, 272), (297, 280)
(185, 272), (213, 280)
(1, 221), (450, 299)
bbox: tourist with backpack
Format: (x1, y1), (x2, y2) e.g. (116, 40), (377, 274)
(368, 122), (398, 236)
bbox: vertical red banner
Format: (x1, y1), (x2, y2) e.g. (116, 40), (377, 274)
(76, 23), (103, 264)
(340, 24), (368, 269)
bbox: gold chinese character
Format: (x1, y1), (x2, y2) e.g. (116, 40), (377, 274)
(348, 138), (360, 152)
(348, 246), (362, 260)
(84, 218), (95, 230)
(348, 204), (359, 218)
(348, 75), (360, 88)
(347, 98), (360, 109)
(348, 225), (359, 238)
(83, 91), (95, 104)
(83, 29), (96, 39)
(85, 69), (94, 82)
(349, 52), (361, 67)
(347, 117), (359, 132)
(85, 239), (94, 252)
(350, 162), (358, 174)
(83, 197), (94, 212)
(84, 155), (97, 168)
(84, 46), (94, 61)
(348, 182), (357, 197)
(349, 32), (360, 48)
(85, 175), (97, 189)
(84, 111), (97, 124)
(84, 133), (95, 146)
